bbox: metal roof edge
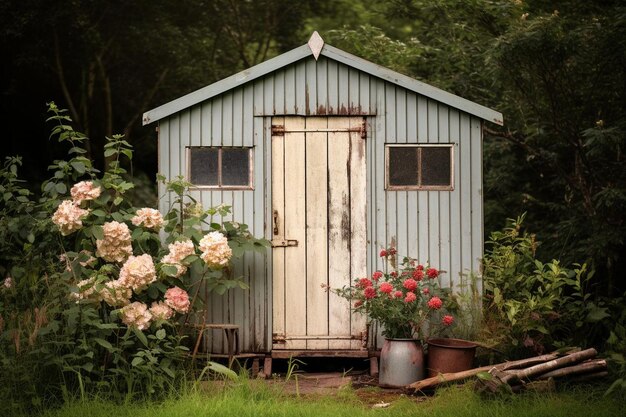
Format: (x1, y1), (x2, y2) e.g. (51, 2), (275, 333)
(142, 44), (312, 125)
(321, 44), (503, 126)
(143, 37), (503, 126)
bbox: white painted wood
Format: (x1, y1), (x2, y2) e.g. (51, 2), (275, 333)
(271, 116), (286, 350)
(316, 57), (328, 114)
(428, 100), (441, 268)
(222, 93), (233, 145)
(327, 116), (352, 350)
(305, 117), (329, 350)
(211, 96), (222, 145)
(282, 116), (307, 349)
(438, 105), (452, 288)
(349, 117), (367, 349)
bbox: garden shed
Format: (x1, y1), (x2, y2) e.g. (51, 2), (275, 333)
(143, 32), (503, 359)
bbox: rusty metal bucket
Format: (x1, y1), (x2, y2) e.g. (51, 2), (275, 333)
(427, 338), (477, 377)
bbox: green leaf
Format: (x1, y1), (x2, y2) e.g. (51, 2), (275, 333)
(113, 196), (124, 206)
(55, 183), (67, 194)
(92, 225), (104, 240)
(104, 148), (117, 157)
(131, 357), (145, 367)
(94, 338), (113, 350)
(132, 327), (149, 347)
(156, 329), (166, 340)
(70, 161), (86, 174)
(162, 264), (179, 277)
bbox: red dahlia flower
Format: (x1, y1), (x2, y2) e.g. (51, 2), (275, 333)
(372, 271), (383, 281)
(442, 315), (454, 326)
(357, 278), (373, 288)
(404, 292), (417, 303)
(427, 296), (443, 309)
(412, 269), (424, 281)
(379, 282), (393, 294)
(393, 290), (403, 299)
(379, 249), (388, 257)
(427, 268), (439, 278)
(364, 286), (377, 299)
(403, 278), (418, 291)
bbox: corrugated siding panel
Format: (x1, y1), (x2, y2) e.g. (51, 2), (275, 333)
(158, 54), (484, 353)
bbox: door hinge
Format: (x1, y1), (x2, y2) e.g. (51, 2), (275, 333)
(271, 124), (285, 136)
(271, 239), (298, 247)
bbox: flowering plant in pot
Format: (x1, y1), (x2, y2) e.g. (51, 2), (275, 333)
(334, 247), (454, 340)
(333, 247), (454, 386)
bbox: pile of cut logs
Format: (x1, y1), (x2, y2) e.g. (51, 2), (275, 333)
(408, 348), (607, 393)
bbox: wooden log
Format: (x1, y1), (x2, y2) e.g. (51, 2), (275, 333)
(505, 348), (597, 384)
(566, 371), (609, 383)
(535, 359), (607, 380)
(407, 353), (558, 391)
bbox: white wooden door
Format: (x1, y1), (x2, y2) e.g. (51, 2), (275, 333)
(271, 116), (367, 350)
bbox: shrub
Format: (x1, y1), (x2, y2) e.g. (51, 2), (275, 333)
(0, 103), (268, 414)
(481, 214), (614, 357)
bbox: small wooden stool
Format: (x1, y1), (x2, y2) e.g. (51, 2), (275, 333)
(191, 323), (240, 366)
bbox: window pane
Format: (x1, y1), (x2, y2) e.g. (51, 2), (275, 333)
(222, 148), (250, 186)
(388, 147), (418, 186)
(421, 147), (451, 186)
(190, 148), (218, 185)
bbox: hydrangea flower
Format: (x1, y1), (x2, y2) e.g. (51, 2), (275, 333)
(131, 208), (164, 230)
(149, 301), (174, 321)
(100, 279), (132, 307)
(52, 200), (89, 235)
(70, 181), (101, 204)
(96, 221), (133, 263)
(120, 302), (152, 330)
(161, 239), (195, 278)
(118, 254), (156, 293)
(164, 286), (190, 313)
(199, 231), (232, 269)
(71, 277), (102, 303)
(2, 276), (12, 289)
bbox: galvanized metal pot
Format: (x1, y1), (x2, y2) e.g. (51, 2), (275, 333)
(379, 338), (425, 387)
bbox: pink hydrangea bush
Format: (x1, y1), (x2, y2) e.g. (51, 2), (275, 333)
(96, 221), (133, 263)
(52, 200), (89, 235)
(118, 254), (157, 293)
(131, 207), (164, 230)
(199, 231), (232, 268)
(120, 302), (152, 330)
(333, 246), (453, 339)
(70, 180), (101, 204)
(164, 286), (190, 314)
(161, 239), (195, 277)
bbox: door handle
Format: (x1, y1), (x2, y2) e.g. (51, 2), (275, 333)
(273, 210), (279, 235)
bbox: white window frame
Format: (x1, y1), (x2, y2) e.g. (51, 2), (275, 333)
(385, 144), (454, 191)
(186, 146), (254, 190)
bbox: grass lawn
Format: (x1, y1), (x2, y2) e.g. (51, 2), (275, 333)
(40, 380), (626, 417)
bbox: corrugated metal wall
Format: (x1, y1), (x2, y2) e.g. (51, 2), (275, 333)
(158, 55), (483, 353)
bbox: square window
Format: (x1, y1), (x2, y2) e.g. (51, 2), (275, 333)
(188, 147), (253, 189)
(386, 145), (453, 190)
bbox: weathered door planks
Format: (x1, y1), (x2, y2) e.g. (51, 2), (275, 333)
(272, 116), (367, 350)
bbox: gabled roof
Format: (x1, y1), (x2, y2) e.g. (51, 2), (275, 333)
(143, 32), (503, 126)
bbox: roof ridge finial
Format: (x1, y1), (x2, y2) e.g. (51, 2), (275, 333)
(308, 31), (324, 61)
